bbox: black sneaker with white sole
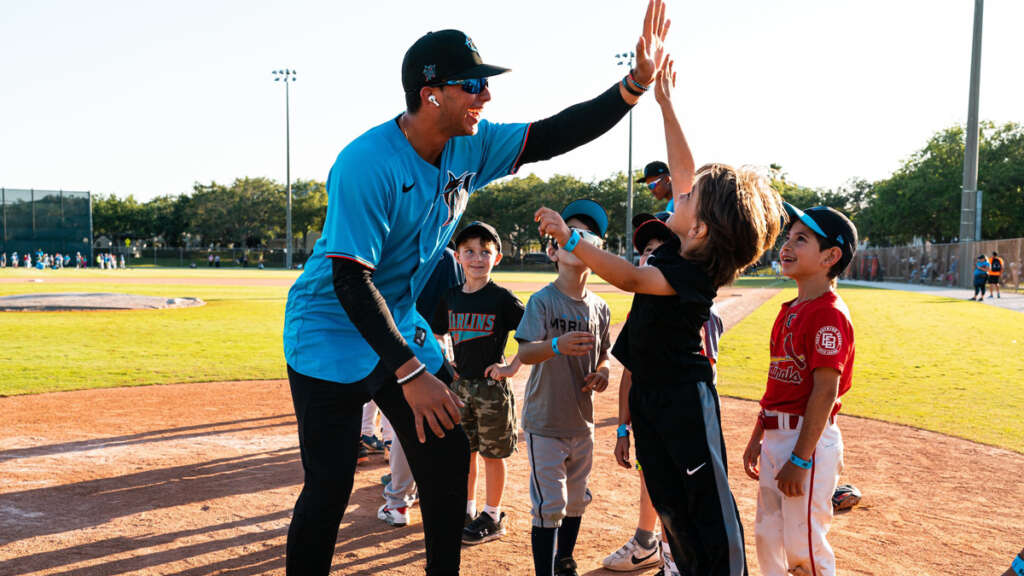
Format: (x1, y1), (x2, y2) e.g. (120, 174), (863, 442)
(461, 511), (507, 545)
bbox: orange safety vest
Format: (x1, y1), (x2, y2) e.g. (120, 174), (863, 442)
(990, 256), (1004, 276)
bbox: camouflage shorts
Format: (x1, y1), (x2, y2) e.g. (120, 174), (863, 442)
(452, 377), (518, 459)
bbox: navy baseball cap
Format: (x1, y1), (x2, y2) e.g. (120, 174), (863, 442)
(632, 213), (673, 252)
(783, 203), (858, 273)
(455, 220), (502, 253)
(636, 161), (670, 183)
(562, 199), (609, 238)
(402, 30), (510, 92)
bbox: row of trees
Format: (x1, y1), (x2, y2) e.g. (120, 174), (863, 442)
(92, 121), (1024, 252)
(92, 178), (327, 249)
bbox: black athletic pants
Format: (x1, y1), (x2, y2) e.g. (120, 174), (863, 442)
(630, 380), (748, 576)
(285, 362), (469, 576)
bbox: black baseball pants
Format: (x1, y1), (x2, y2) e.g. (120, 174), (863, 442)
(285, 362), (469, 576)
(630, 379), (748, 576)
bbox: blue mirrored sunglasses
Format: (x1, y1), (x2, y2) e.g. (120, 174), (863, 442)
(434, 77), (489, 94)
(646, 177), (663, 191)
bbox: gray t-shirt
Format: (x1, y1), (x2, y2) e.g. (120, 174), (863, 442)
(515, 283), (611, 437)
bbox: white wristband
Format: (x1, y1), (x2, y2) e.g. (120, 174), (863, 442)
(397, 363), (426, 385)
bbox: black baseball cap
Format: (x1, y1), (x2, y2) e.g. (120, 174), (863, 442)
(562, 199), (609, 238)
(632, 213), (673, 252)
(783, 203), (859, 273)
(455, 221), (501, 253)
(636, 161), (670, 183)
(402, 30), (510, 93)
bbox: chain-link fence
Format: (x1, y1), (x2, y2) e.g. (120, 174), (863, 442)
(847, 238), (1024, 291)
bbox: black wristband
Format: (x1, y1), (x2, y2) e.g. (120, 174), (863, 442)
(621, 76), (643, 97)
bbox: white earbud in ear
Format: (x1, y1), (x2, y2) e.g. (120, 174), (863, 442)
(428, 95), (440, 107)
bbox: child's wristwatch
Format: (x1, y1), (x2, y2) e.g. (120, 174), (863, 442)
(616, 424), (630, 438)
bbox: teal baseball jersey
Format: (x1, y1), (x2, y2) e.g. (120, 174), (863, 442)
(283, 116), (528, 383)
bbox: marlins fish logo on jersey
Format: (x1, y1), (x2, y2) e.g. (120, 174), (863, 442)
(442, 170), (475, 227)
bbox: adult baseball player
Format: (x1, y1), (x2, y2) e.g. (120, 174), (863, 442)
(281, 2), (672, 574)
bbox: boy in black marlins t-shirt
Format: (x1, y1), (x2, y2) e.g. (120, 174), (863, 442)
(432, 221), (525, 545)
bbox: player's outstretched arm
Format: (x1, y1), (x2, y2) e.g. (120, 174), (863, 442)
(534, 207), (676, 296)
(654, 59), (695, 198)
(511, 0), (671, 170)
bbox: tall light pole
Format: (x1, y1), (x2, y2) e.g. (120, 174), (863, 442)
(616, 52), (635, 262)
(273, 69), (297, 269)
(958, 0), (983, 287)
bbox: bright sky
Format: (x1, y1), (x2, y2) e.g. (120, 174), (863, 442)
(2, 0), (1022, 201)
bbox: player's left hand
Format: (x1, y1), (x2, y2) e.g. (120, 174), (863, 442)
(484, 362), (515, 380)
(632, 0), (672, 87)
(582, 369), (609, 392)
(775, 460), (810, 497)
(534, 207), (571, 247)
(653, 58), (675, 106)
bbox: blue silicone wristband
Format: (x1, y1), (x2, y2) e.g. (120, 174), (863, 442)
(1012, 555), (1024, 576)
(562, 229), (581, 252)
(551, 336), (561, 355)
(617, 424), (630, 438)
(789, 452), (813, 469)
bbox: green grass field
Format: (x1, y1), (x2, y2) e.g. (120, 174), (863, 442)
(717, 284), (1024, 452)
(2, 268), (1020, 451)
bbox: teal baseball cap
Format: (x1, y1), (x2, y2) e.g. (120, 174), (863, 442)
(561, 199), (609, 238)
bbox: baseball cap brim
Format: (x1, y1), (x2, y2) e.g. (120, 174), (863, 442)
(783, 203), (829, 240)
(455, 221), (502, 253)
(632, 214), (672, 252)
(561, 199), (609, 238)
(443, 64), (510, 82)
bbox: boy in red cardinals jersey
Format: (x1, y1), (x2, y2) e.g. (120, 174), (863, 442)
(742, 204), (858, 576)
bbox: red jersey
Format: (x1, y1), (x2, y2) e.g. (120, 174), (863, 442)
(760, 291), (854, 416)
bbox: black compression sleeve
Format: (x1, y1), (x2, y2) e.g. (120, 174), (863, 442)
(332, 258), (416, 372)
(515, 82), (633, 168)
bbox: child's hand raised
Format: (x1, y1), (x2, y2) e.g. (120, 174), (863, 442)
(554, 331), (595, 356)
(654, 58), (675, 107)
(535, 207), (571, 247)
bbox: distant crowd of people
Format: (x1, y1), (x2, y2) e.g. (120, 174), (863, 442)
(0, 250), (125, 270)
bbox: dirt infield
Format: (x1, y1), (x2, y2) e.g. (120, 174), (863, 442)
(1, 286), (1021, 575)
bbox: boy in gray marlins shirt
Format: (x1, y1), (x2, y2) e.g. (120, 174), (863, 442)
(516, 199), (612, 576)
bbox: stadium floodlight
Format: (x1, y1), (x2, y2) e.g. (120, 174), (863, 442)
(272, 68), (297, 269)
(615, 51), (636, 263)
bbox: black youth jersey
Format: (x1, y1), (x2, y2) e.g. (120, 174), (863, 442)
(612, 235), (717, 385)
(433, 281), (525, 379)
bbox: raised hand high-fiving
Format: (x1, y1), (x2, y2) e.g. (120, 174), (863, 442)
(632, 0), (672, 87)
(654, 58), (676, 106)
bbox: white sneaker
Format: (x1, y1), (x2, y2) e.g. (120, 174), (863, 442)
(377, 503), (409, 527)
(602, 536), (662, 571)
(660, 545), (681, 576)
